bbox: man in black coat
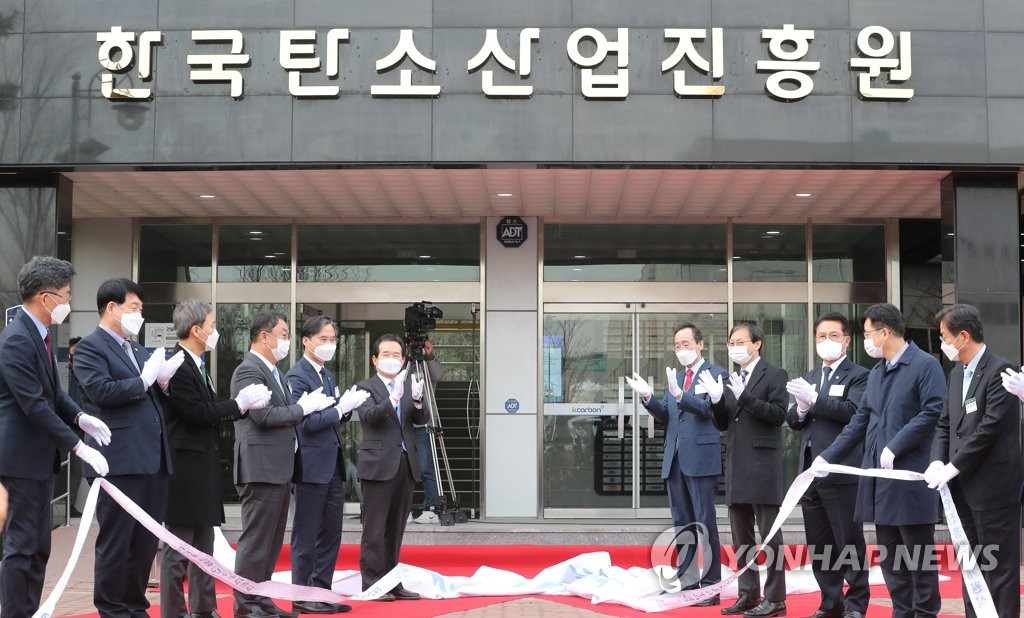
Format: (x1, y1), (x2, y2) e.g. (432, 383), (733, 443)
(927, 304), (1021, 618)
(705, 322), (788, 617)
(161, 300), (270, 618)
(785, 313), (870, 618)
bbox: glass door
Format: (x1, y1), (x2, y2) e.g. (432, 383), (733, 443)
(542, 303), (727, 518)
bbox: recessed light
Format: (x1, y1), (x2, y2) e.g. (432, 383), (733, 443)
(795, 192), (813, 198)
(264, 255), (276, 259)
(199, 194), (216, 199)
(248, 231), (263, 235)
(572, 268), (582, 271)
(418, 255), (432, 259)
(765, 231), (781, 235)
(57, 231), (67, 236)
(496, 193), (514, 198)
(732, 256), (742, 260)
(573, 255), (587, 259)
(946, 232), (955, 237)
(249, 237), (262, 241)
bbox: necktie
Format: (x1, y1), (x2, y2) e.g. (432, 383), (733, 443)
(320, 367), (331, 389)
(200, 360), (208, 385)
(44, 332), (52, 363)
(962, 368), (973, 405)
(388, 380), (406, 451)
(272, 366), (284, 393)
(683, 368), (694, 391)
(821, 365), (832, 392)
(740, 369), (749, 384)
(122, 340), (141, 374)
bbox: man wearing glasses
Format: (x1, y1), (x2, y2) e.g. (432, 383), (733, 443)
(785, 313), (870, 618)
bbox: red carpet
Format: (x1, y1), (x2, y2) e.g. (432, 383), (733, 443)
(64, 544), (989, 617)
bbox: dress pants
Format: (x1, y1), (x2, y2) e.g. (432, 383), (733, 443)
(360, 451), (414, 589)
(160, 524), (216, 618)
(664, 461), (721, 587)
(0, 476), (53, 618)
(95, 474), (169, 618)
(729, 503), (786, 603)
(875, 523), (940, 618)
(801, 481), (869, 614)
(291, 461), (346, 589)
(233, 482), (291, 616)
(950, 485), (1020, 618)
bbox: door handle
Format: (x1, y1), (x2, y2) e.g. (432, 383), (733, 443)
(647, 374), (655, 438)
(617, 376), (625, 440)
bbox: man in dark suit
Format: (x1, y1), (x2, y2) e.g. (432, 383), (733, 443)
(0, 256), (110, 618)
(785, 313), (870, 618)
(706, 322), (788, 617)
(816, 303), (945, 618)
(73, 277), (185, 618)
(284, 315), (368, 615)
(625, 322), (727, 605)
(354, 334), (428, 601)
(161, 299), (271, 618)
(229, 311), (334, 618)
(925, 304), (1020, 618)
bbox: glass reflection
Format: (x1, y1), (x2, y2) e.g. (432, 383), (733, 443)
(139, 224), (212, 283)
(733, 224), (806, 282)
(812, 225), (884, 282)
(218, 224), (290, 282)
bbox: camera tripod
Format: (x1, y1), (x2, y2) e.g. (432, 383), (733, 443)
(411, 357), (469, 526)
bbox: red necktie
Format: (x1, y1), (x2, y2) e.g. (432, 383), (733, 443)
(44, 332), (52, 362)
(683, 368), (694, 391)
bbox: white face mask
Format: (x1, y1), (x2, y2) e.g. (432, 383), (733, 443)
(266, 336), (290, 362)
(45, 294), (71, 325)
(313, 342), (337, 362)
(199, 328), (220, 351)
(675, 348), (698, 367)
(816, 338), (844, 362)
(728, 345), (752, 366)
(118, 307), (145, 336)
(940, 334), (964, 362)
(863, 337), (883, 359)
(377, 357), (403, 376)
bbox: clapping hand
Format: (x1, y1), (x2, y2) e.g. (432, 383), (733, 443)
(156, 350), (186, 387)
(336, 385), (370, 420)
(139, 347), (165, 389)
(786, 378), (817, 412)
(1000, 367), (1024, 400)
(666, 367), (683, 400)
(696, 370), (724, 403)
(624, 373), (653, 401)
(726, 373), (746, 399)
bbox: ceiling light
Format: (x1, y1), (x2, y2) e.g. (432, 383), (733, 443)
(946, 232), (955, 237)
(795, 192), (813, 198)
(765, 231), (781, 235)
(732, 256), (742, 260)
(496, 193), (514, 198)
(572, 268), (582, 271)
(249, 237), (262, 241)
(573, 255), (587, 259)
(248, 231), (263, 235)
(199, 194), (216, 199)
(264, 255), (276, 258)
(419, 255), (432, 259)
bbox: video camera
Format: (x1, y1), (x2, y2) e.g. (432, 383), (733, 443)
(404, 301), (443, 361)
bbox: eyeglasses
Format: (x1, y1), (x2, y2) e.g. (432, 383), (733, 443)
(727, 340), (750, 347)
(863, 328), (885, 338)
(814, 333), (847, 342)
(44, 290), (71, 303)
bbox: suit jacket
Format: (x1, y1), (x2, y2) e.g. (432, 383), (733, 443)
(710, 359), (788, 505)
(930, 348), (1022, 511)
(229, 351), (304, 485)
(644, 359), (727, 479)
(286, 357), (347, 484)
(821, 341), (944, 525)
(785, 357), (869, 485)
(0, 310), (81, 479)
(73, 326), (172, 476)
(164, 343), (241, 527)
(354, 373), (428, 482)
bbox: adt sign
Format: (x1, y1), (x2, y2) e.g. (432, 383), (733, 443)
(504, 398), (520, 413)
(497, 216), (527, 248)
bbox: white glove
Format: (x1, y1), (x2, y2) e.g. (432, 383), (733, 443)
(336, 385), (370, 419)
(926, 462), (960, 490)
(411, 375), (425, 401)
(156, 350), (185, 387)
(624, 372), (653, 401)
(809, 455), (830, 478)
(389, 369), (408, 406)
(296, 386), (334, 417)
(139, 347), (165, 389)
(786, 378), (817, 412)
(697, 370), (724, 404)
(923, 460), (945, 484)
(666, 367), (683, 401)
(726, 373), (746, 399)
(1000, 367), (1024, 400)
(880, 446), (896, 470)
(73, 441), (109, 477)
(235, 383), (272, 413)
(77, 413), (111, 447)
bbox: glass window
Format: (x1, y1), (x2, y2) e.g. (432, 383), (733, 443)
(218, 224), (291, 282)
(732, 224), (806, 282)
(812, 225), (885, 283)
(139, 225), (212, 283)
(544, 224), (727, 282)
(296, 224), (479, 282)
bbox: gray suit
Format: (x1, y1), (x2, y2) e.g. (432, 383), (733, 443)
(229, 352), (304, 616)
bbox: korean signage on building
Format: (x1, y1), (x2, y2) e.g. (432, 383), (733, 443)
(95, 24), (913, 103)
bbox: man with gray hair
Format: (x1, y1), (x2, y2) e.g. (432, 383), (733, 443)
(160, 299), (271, 618)
(0, 256), (111, 617)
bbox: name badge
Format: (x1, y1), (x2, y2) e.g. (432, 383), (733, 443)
(965, 398), (978, 414)
(828, 384), (845, 397)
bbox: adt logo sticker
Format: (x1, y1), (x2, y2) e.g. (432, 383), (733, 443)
(497, 216), (527, 248)
(504, 398), (520, 413)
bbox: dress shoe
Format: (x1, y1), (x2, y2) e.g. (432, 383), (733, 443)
(694, 594), (720, 607)
(803, 611), (842, 618)
(744, 599), (786, 617)
(370, 593), (395, 602)
(191, 613), (224, 618)
(841, 612), (865, 618)
(234, 611), (277, 618)
(292, 601), (351, 614)
(721, 594), (760, 615)
(391, 586), (421, 601)
(262, 605), (298, 618)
